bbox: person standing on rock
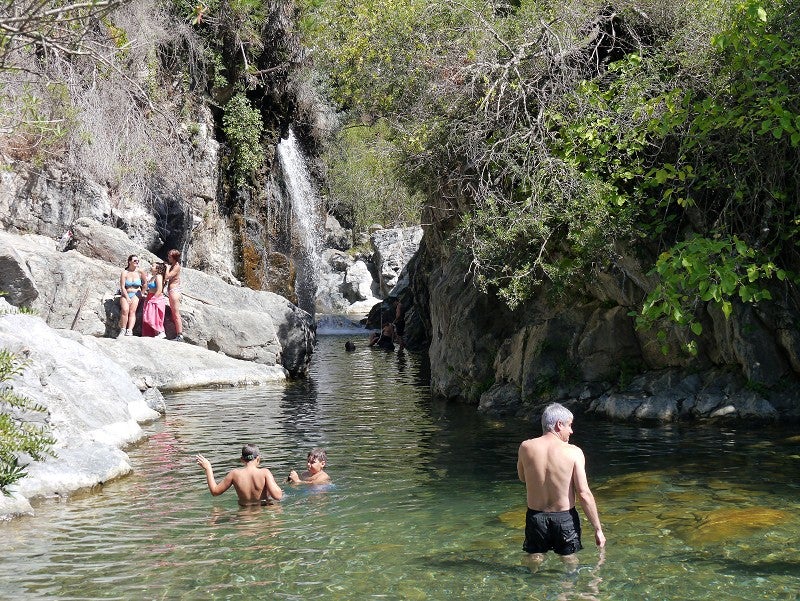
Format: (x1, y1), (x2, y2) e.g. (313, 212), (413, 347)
(517, 402), (605, 569)
(141, 262), (167, 338)
(164, 249), (184, 342)
(117, 255), (146, 338)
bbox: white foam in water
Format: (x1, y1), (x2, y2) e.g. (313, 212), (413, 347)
(316, 314), (369, 335)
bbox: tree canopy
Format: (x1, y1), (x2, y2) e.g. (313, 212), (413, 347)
(302, 0), (800, 352)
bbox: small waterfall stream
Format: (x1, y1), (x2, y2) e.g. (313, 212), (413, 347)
(277, 128), (323, 315)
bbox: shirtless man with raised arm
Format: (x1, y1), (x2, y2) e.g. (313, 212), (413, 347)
(196, 444), (283, 506)
(517, 403), (605, 564)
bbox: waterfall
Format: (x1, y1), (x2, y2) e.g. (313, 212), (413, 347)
(277, 128), (323, 315)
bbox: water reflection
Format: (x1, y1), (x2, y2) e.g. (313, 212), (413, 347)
(0, 336), (799, 601)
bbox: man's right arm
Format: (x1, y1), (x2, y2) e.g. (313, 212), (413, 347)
(196, 454), (233, 496)
(517, 444), (526, 482)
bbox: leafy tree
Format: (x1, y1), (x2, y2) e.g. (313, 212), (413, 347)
(323, 122), (422, 233)
(304, 0), (800, 348)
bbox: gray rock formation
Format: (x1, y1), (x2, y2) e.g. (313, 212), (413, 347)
(0, 225), (315, 377)
(324, 214), (352, 251)
(371, 226), (424, 297)
(0, 243), (39, 307)
(61, 331), (287, 391)
(315, 226), (423, 318)
(0, 313), (159, 518)
(315, 248), (380, 314)
(413, 233), (797, 422)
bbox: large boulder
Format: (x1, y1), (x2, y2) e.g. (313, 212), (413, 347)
(173, 268), (315, 375)
(0, 242), (38, 306)
(324, 214), (352, 251)
(0, 227), (315, 377)
(71, 217), (161, 269)
(0, 313), (159, 516)
(315, 248), (381, 315)
(371, 226), (423, 297)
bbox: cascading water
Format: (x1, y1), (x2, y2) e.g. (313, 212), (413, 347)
(277, 128), (323, 315)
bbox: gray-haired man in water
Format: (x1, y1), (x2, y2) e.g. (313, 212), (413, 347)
(517, 403), (605, 566)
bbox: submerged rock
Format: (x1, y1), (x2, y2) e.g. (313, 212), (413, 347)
(682, 507), (788, 546)
(498, 506), (526, 529)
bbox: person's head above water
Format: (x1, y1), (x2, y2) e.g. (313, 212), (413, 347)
(307, 448), (327, 466)
(241, 444), (260, 462)
(541, 402), (573, 434)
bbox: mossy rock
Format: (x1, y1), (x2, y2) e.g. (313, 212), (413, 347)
(680, 507), (788, 546)
(498, 507), (526, 529)
(594, 471), (666, 498)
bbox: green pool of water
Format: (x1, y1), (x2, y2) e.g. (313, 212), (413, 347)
(2, 335), (800, 600)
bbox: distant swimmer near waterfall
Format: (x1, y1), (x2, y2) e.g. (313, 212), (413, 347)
(368, 322), (396, 351)
(196, 444), (283, 506)
(517, 403), (605, 569)
(345, 340), (356, 352)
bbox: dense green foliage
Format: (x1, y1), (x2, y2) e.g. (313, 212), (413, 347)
(0, 349), (56, 493)
(322, 123), (422, 232)
(222, 93), (265, 185)
(303, 0), (800, 349)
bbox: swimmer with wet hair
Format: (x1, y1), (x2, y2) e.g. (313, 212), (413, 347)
(196, 444), (283, 506)
(287, 448), (331, 485)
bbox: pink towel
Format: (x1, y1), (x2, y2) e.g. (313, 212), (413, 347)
(141, 294), (166, 337)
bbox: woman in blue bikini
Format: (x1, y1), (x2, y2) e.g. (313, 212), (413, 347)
(118, 254), (146, 338)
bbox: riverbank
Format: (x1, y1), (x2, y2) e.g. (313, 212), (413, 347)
(0, 307), (287, 520)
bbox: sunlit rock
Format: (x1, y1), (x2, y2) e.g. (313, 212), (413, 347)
(682, 507), (788, 545)
(498, 507), (526, 529)
(0, 313), (158, 517)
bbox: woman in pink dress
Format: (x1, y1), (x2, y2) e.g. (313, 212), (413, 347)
(141, 262), (166, 338)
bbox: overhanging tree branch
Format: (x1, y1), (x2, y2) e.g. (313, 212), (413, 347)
(0, 0), (128, 68)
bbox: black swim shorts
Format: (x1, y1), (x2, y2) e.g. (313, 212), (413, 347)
(523, 507), (583, 555)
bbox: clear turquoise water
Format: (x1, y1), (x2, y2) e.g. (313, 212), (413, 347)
(2, 335), (800, 600)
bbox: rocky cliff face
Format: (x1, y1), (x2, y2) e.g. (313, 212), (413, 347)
(0, 224), (315, 377)
(411, 225), (800, 422)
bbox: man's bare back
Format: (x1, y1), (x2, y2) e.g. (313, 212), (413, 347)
(197, 445), (283, 506)
(229, 464), (279, 505)
(517, 404), (605, 554)
(518, 433), (579, 512)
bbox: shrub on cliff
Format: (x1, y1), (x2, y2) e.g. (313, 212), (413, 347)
(0, 349), (55, 494)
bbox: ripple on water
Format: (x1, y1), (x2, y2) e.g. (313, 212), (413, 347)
(3, 337), (800, 600)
